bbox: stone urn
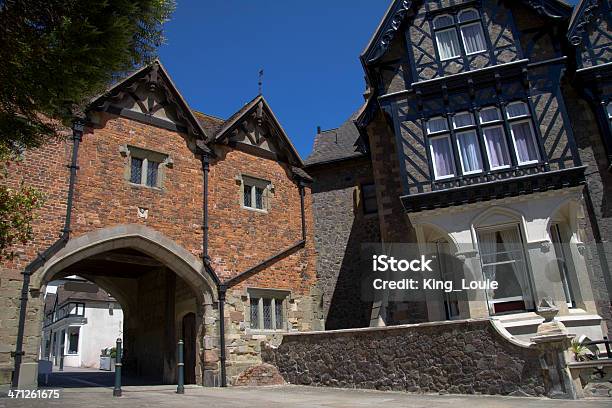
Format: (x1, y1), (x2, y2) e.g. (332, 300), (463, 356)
(534, 298), (568, 337)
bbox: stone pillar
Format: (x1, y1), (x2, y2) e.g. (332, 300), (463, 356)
(531, 300), (578, 399)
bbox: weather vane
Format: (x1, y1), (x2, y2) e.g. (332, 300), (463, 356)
(258, 69), (264, 95)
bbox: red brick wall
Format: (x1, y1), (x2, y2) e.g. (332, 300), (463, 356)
(3, 112), (315, 295)
(208, 146), (316, 294)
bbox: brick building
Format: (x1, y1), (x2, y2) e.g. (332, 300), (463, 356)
(0, 61), (320, 387)
(309, 0), (611, 340)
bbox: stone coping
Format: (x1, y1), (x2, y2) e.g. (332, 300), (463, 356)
(568, 359), (612, 368)
(282, 317), (491, 337)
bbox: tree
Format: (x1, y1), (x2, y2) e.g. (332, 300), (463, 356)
(0, 0), (175, 258)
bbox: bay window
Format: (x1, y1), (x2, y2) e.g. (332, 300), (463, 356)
(477, 225), (534, 314)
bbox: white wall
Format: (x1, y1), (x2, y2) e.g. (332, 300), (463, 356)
(79, 304), (123, 368)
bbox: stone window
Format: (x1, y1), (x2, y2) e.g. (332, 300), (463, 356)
(248, 289), (288, 331)
(239, 175), (272, 212)
(432, 8), (487, 62)
(361, 183), (378, 214)
(120, 145), (172, 189)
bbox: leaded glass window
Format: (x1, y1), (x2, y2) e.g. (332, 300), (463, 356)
(130, 158), (143, 184)
(248, 293), (287, 331)
(147, 160), (159, 187)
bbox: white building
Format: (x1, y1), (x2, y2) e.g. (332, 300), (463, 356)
(41, 279), (123, 369)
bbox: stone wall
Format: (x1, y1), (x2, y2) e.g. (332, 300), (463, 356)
(307, 157), (380, 329)
(263, 319), (546, 396)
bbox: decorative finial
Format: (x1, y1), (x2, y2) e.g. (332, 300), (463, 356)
(258, 69), (264, 95)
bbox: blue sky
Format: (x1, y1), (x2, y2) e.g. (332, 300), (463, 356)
(159, 0), (578, 159)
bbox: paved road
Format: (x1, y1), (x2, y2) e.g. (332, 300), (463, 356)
(2, 385), (611, 408)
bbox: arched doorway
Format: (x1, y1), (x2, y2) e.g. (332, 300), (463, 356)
(181, 312), (196, 384)
(30, 225), (218, 387)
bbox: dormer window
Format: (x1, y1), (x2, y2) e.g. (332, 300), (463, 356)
(432, 8), (487, 61)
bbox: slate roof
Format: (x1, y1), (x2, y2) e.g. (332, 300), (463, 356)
(305, 109), (367, 166)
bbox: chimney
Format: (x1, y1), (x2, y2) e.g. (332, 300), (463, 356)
(317, 126), (321, 134)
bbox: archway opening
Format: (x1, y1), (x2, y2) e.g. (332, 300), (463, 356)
(40, 246), (202, 388)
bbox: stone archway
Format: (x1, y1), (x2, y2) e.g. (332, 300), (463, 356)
(30, 224), (220, 386)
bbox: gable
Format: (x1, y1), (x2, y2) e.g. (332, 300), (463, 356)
(568, 0), (612, 69)
(88, 61), (207, 139)
(214, 96), (304, 168)
(362, 0), (573, 65)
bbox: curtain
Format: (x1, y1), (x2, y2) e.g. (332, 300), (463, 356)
(478, 231), (498, 303)
(453, 113), (473, 128)
(512, 122), (538, 163)
(431, 137), (454, 177)
(461, 23), (486, 54)
(458, 131), (482, 172)
(484, 127), (510, 168)
(499, 228), (528, 298)
(427, 117), (448, 134)
(436, 29), (461, 59)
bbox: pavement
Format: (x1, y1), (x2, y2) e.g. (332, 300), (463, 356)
(1, 369), (611, 408)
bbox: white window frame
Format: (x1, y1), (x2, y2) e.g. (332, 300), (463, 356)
(505, 101), (531, 119)
(457, 8), (480, 23)
(509, 119), (540, 166)
(455, 129), (483, 175)
(476, 223), (534, 315)
(479, 106), (502, 124)
(459, 21), (487, 55)
(482, 125), (511, 170)
(452, 111), (475, 129)
(433, 14), (454, 29)
(429, 134), (456, 180)
(426, 116), (449, 135)
(435, 27), (462, 61)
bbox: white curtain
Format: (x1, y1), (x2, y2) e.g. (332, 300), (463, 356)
(458, 131), (482, 172)
(478, 231), (497, 280)
(484, 127), (511, 168)
(436, 29), (461, 60)
(499, 228), (528, 297)
(461, 23), (486, 54)
(431, 137), (454, 177)
(511, 122), (538, 163)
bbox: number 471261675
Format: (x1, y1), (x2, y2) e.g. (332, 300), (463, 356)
(7, 389), (60, 399)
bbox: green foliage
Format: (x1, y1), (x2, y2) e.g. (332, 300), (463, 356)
(0, 147), (43, 260)
(0, 0), (174, 257)
(101, 346), (117, 358)
(570, 340), (589, 362)
(0, 0), (176, 153)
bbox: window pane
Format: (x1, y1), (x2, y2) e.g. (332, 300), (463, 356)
(506, 102), (529, 118)
(243, 184), (253, 207)
(453, 112), (474, 129)
(147, 161), (158, 187)
(255, 186), (264, 209)
(479, 107), (501, 123)
(263, 298), (272, 329)
(250, 298), (259, 329)
(458, 9), (479, 23)
(433, 15), (453, 29)
(426, 117), (449, 134)
(460, 23), (487, 54)
(68, 329), (79, 354)
(457, 131), (483, 173)
(477, 227), (530, 314)
(130, 158), (143, 184)
(275, 300), (283, 329)
(607, 102), (612, 118)
(435, 29), (461, 60)
(430, 136), (455, 178)
(483, 126), (511, 168)
(511, 122), (539, 163)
